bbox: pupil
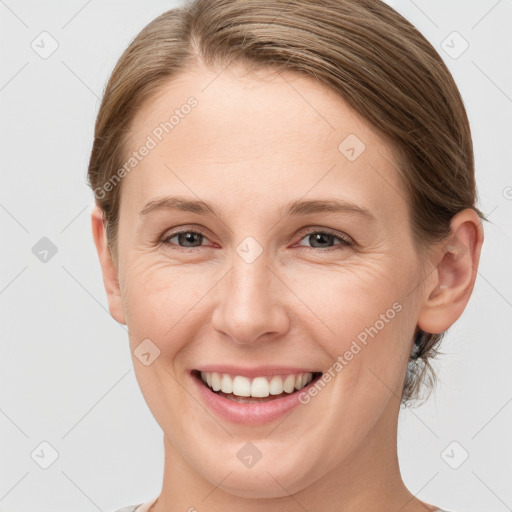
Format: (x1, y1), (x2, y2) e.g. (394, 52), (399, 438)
(180, 232), (202, 247)
(311, 233), (333, 247)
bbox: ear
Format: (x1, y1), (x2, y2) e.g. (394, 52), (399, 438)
(417, 208), (484, 334)
(91, 204), (126, 325)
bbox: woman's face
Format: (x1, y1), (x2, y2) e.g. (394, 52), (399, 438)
(110, 64), (429, 496)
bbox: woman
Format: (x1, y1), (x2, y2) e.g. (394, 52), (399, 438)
(88, 0), (485, 510)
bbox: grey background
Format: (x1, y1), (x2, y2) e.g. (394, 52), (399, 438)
(1, 1), (511, 511)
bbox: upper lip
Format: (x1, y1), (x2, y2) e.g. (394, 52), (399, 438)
(193, 365), (322, 378)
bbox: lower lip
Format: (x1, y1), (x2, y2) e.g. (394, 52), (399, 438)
(190, 371), (321, 425)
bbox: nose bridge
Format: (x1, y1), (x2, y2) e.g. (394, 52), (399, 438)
(231, 243), (271, 303)
(211, 238), (289, 344)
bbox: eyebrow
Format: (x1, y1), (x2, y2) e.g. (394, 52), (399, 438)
(282, 198), (375, 220)
(140, 196), (375, 221)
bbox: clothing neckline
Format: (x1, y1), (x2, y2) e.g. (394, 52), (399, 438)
(135, 497), (157, 512)
(135, 497), (452, 512)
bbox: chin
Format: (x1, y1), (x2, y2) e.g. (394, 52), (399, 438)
(213, 478), (301, 500)
(199, 457), (317, 500)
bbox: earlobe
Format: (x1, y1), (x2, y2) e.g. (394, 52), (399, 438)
(417, 209), (484, 334)
(91, 204), (127, 325)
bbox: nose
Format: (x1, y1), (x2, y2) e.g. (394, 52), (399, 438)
(210, 249), (290, 345)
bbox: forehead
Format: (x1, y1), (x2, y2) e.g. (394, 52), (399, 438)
(120, 63), (408, 218)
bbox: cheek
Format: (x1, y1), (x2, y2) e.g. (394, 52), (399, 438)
(120, 257), (217, 354)
(292, 259), (417, 393)
(121, 260), (206, 429)
(288, 257), (410, 337)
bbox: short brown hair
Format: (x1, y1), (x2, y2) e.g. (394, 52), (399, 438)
(87, 0), (486, 405)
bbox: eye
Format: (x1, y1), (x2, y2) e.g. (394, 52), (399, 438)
(161, 229), (211, 249)
(295, 228), (354, 250)
(159, 227), (354, 251)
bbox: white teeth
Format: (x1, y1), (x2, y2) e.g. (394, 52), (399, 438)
(220, 373), (233, 394)
(283, 375), (295, 393)
(233, 376), (251, 397)
(199, 371), (315, 398)
(211, 372), (221, 391)
(251, 377), (270, 397)
(269, 376), (284, 395)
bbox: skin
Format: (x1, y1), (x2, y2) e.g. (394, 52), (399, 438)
(92, 63), (483, 512)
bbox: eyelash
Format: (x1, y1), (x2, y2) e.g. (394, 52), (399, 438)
(159, 227), (354, 252)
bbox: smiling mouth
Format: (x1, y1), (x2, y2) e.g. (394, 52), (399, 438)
(192, 369), (323, 403)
